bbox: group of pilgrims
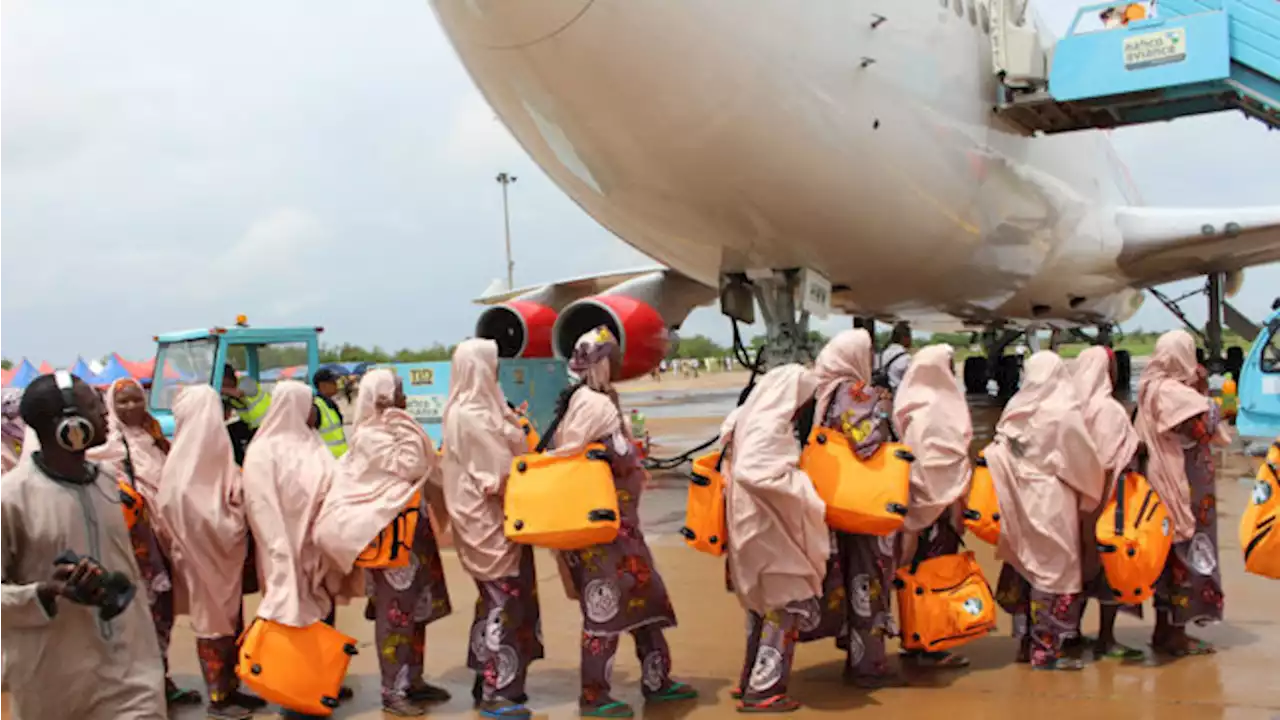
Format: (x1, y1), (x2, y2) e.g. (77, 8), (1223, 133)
(0, 324), (1233, 719)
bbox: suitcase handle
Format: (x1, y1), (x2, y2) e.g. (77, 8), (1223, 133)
(588, 509), (618, 523)
(689, 473), (712, 487)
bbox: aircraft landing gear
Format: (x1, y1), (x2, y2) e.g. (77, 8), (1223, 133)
(720, 270), (818, 369)
(963, 329), (1024, 398)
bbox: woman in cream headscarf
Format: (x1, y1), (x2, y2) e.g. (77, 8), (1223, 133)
(1071, 346), (1143, 660)
(553, 327), (695, 718)
(987, 351), (1105, 670)
(1, 388), (24, 473)
(315, 369), (452, 716)
(891, 344), (974, 669)
(1136, 330), (1227, 656)
(442, 340), (544, 719)
(88, 377), (202, 707)
(155, 385), (262, 719)
(808, 328), (901, 687)
(723, 364), (828, 712)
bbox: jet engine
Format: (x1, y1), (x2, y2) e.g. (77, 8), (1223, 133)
(553, 294), (669, 381)
(474, 299), (558, 358)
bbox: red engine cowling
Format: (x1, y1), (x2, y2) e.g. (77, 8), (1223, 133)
(553, 295), (668, 380)
(474, 300), (557, 358)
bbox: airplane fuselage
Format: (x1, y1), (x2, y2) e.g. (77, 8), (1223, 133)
(432, 0), (1148, 326)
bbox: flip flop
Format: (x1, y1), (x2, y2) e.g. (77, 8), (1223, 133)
(1096, 643), (1145, 661)
(737, 695), (802, 714)
(731, 686), (743, 700)
(479, 700), (533, 719)
(647, 681), (698, 703)
(1152, 638), (1216, 657)
(580, 700), (635, 718)
(165, 685), (202, 706)
(408, 681), (451, 703)
(910, 651), (971, 669)
(1032, 657), (1086, 671)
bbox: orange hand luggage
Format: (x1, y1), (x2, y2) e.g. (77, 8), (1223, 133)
(681, 449), (727, 556)
(799, 428), (912, 536)
(118, 480), (144, 531)
(962, 452), (1001, 545)
(504, 443), (620, 550)
(354, 491), (421, 569)
(1095, 471), (1173, 604)
(894, 549), (997, 652)
(237, 618), (357, 716)
(518, 416), (541, 453)
(1240, 440), (1280, 579)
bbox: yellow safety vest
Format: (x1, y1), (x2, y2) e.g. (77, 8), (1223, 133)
(314, 397), (348, 458)
(230, 378), (272, 430)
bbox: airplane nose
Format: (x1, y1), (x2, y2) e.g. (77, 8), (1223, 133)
(431, 0), (594, 50)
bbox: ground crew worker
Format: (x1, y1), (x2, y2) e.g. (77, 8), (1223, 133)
(220, 364), (271, 430)
(312, 367), (348, 458)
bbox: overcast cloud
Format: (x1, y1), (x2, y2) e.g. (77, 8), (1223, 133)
(2, 0), (1278, 364)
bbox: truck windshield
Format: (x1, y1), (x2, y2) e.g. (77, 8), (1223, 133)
(150, 338), (218, 411)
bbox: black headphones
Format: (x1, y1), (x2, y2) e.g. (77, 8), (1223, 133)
(54, 371), (96, 452)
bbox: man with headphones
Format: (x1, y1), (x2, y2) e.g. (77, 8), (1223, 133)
(1, 372), (167, 719)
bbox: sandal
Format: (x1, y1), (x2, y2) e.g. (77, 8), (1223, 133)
(479, 700), (533, 719)
(205, 702), (253, 720)
(227, 690), (266, 710)
(731, 686), (743, 700)
(472, 675), (529, 705)
(908, 651), (971, 669)
(580, 700), (635, 718)
(408, 680), (451, 703)
(1094, 641), (1145, 661)
(1032, 657), (1086, 671)
(165, 682), (202, 706)
(738, 695), (802, 714)
(647, 681), (698, 703)
(1152, 637), (1215, 657)
(382, 697), (427, 717)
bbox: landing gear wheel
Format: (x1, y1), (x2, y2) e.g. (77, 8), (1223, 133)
(996, 355), (1022, 398)
(963, 357), (987, 396)
(1113, 350), (1132, 395)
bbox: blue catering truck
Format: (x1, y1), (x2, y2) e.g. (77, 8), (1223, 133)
(1237, 307), (1280, 443)
(146, 318), (569, 441)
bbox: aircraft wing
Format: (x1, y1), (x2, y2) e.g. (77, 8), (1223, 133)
(472, 266), (668, 306)
(1116, 205), (1280, 287)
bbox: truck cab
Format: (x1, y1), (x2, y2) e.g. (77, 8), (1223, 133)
(1237, 308), (1280, 443)
(148, 318), (321, 437)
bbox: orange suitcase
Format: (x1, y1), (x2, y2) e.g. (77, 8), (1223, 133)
(681, 450), (727, 556)
(237, 618), (357, 716)
(505, 443), (620, 550)
(1096, 471), (1173, 604)
(118, 480), (144, 531)
(895, 551), (997, 652)
(354, 491), (421, 569)
(963, 452), (1001, 545)
(1240, 440), (1280, 580)
(518, 416), (541, 453)
(799, 429), (912, 536)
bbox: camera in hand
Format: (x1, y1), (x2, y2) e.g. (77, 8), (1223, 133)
(53, 550), (137, 621)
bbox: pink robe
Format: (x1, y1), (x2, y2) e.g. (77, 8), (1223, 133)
(242, 381), (339, 627)
(315, 369), (437, 573)
(724, 365), (829, 614)
(986, 352), (1105, 595)
(440, 340), (528, 582)
(154, 385), (247, 638)
(87, 380), (168, 503)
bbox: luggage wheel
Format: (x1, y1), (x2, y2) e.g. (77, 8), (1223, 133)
(586, 449), (610, 461)
(894, 449), (916, 462)
(886, 503), (908, 516)
(322, 696), (340, 709)
(679, 527), (696, 540)
(343, 643), (358, 656)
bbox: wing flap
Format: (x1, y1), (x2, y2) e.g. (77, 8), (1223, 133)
(1116, 205), (1280, 287)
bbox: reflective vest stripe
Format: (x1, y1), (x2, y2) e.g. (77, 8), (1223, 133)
(237, 388), (271, 429)
(315, 398), (347, 458)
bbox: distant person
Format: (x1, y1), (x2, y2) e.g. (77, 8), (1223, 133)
(312, 368), (348, 458)
(2, 373), (167, 719)
(2, 388), (25, 474)
(1136, 331), (1229, 656)
(875, 322), (913, 395)
(1224, 346), (1245, 385)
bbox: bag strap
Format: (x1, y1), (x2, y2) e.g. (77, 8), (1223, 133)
(1113, 469), (1126, 538)
(534, 383), (586, 453)
(121, 436), (137, 490)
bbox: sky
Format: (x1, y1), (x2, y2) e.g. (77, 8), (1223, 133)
(2, 0), (1278, 364)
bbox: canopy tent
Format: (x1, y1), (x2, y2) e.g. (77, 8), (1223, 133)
(0, 367), (13, 387)
(37, 361), (54, 374)
(94, 355), (134, 385)
(70, 358), (102, 385)
(6, 360), (40, 389)
(117, 353), (183, 381)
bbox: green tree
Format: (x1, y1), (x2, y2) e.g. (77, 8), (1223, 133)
(1, 359), (11, 370)
(673, 334), (724, 359)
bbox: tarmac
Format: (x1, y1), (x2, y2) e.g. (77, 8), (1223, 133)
(4, 375), (1279, 720)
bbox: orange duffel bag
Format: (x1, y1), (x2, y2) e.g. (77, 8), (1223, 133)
(1240, 440), (1280, 579)
(895, 549), (998, 653)
(354, 491), (421, 569)
(237, 618), (357, 716)
(800, 428), (912, 536)
(1095, 471), (1172, 604)
(505, 443), (620, 550)
(963, 452), (1001, 546)
(681, 449), (727, 556)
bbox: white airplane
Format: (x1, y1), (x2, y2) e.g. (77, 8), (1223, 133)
(431, 0), (1280, 393)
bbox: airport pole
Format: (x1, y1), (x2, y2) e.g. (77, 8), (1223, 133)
(496, 172), (517, 290)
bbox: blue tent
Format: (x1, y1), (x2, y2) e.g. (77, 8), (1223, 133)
(94, 355), (134, 385)
(8, 359), (39, 389)
(70, 357), (101, 385)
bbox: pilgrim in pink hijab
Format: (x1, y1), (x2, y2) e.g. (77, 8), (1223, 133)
(892, 344), (973, 540)
(440, 339), (527, 581)
(723, 364), (829, 615)
(1134, 330), (1221, 542)
(811, 328), (874, 432)
(88, 378), (170, 503)
(242, 380), (339, 627)
(985, 351), (1105, 596)
(154, 385), (247, 638)
(315, 368), (437, 572)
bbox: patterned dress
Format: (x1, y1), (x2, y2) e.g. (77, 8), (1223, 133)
(560, 440), (678, 706)
(371, 493), (453, 704)
(466, 547), (545, 703)
(1154, 404), (1225, 626)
